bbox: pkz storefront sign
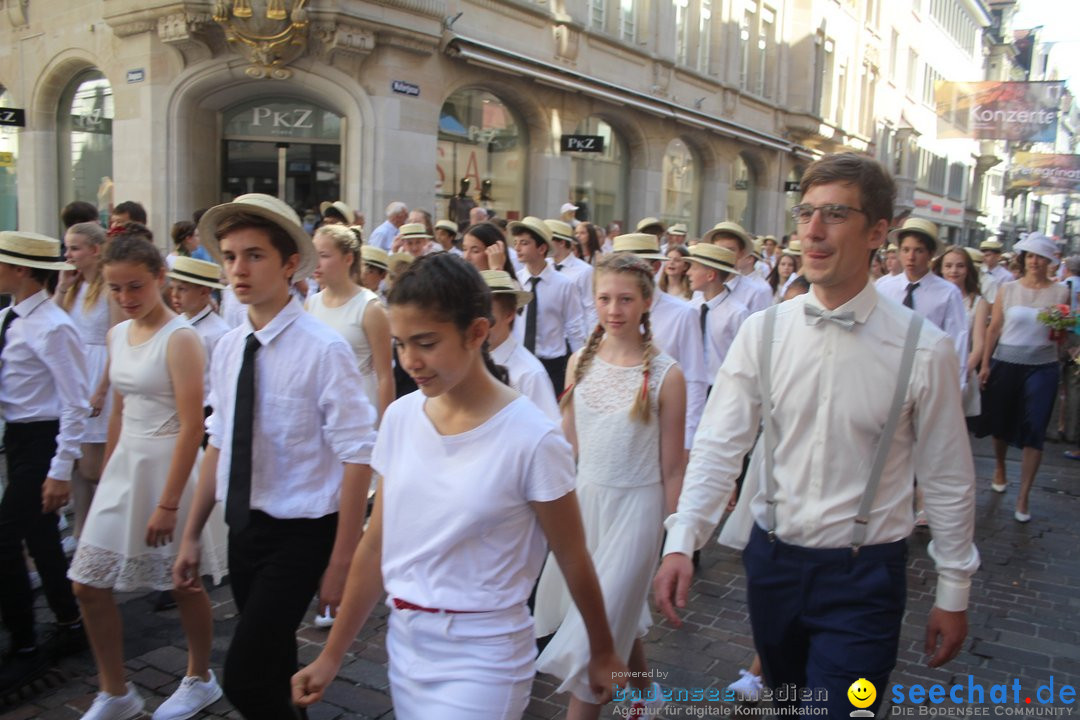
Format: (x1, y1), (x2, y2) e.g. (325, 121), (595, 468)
(561, 135), (605, 153)
(223, 99), (342, 141)
(0, 108), (25, 127)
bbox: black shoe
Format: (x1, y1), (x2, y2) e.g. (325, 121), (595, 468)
(152, 590), (177, 612)
(0, 647), (50, 695)
(46, 620), (88, 659)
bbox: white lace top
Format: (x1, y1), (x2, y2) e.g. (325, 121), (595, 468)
(574, 350), (677, 489)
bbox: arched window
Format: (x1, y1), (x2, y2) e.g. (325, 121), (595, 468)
(568, 117), (628, 228)
(0, 87), (17, 230)
(728, 154), (757, 229)
(437, 89), (526, 225)
(660, 138), (699, 232)
(57, 70), (113, 220)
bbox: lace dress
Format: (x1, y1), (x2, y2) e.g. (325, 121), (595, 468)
(533, 350), (677, 702)
(68, 316), (228, 591)
(68, 283), (112, 443)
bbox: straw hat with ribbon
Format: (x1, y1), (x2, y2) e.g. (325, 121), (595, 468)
(166, 256), (225, 289)
(319, 201), (354, 224)
(199, 193), (316, 279)
(887, 218), (940, 254)
(635, 217), (665, 235)
(979, 237), (1004, 252)
(544, 219), (575, 244)
(686, 244), (737, 274)
(0, 232), (74, 271)
(361, 246), (389, 272)
(667, 223), (688, 237)
(612, 233), (668, 261)
(701, 221), (753, 251)
(783, 240), (803, 257)
(435, 220), (459, 235)
(507, 216), (553, 246)
(481, 270), (533, 309)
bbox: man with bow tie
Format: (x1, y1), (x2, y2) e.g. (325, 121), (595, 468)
(653, 153), (979, 718)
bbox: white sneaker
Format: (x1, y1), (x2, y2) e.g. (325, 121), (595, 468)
(726, 668), (764, 703)
(28, 570), (42, 590)
(82, 683), (145, 720)
(314, 605), (335, 628)
(628, 681), (667, 717)
(62, 535), (78, 555)
(152, 670), (223, 720)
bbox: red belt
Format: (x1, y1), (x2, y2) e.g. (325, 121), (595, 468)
(391, 597), (485, 614)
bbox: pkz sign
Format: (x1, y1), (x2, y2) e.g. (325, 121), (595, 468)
(561, 135), (605, 153)
(223, 100), (340, 141)
(0, 108), (26, 127)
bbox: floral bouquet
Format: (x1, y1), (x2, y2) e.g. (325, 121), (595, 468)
(1037, 304), (1078, 343)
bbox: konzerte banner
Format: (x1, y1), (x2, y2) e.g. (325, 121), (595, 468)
(935, 81), (1065, 142)
(1007, 153), (1080, 194)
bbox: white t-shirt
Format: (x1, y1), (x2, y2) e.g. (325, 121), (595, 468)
(373, 392), (575, 612)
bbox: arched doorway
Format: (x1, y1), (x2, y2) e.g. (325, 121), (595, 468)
(568, 117), (628, 229)
(57, 69), (113, 225)
(436, 88), (526, 224)
(0, 87), (17, 230)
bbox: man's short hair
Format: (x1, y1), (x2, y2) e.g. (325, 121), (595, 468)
(386, 201), (408, 218)
(799, 153), (895, 227)
(113, 200), (147, 224)
(61, 201), (99, 229)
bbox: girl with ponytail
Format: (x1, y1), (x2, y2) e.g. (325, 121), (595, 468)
(535, 252), (687, 720)
(292, 252), (627, 719)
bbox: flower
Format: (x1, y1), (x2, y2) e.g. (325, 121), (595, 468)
(1037, 304), (1079, 332)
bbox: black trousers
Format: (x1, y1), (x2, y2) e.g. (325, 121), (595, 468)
(223, 510), (337, 720)
(539, 353), (570, 399)
(0, 421), (80, 649)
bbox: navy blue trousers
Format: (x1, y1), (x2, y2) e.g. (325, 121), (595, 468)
(743, 524), (907, 717)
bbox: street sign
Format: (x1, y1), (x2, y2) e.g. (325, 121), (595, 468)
(0, 108), (25, 127)
(560, 135), (605, 153)
(391, 80), (420, 97)
(783, 180), (801, 192)
(126, 68), (145, 84)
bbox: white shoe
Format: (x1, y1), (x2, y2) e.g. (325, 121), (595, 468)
(58, 513), (70, 532)
(62, 535), (78, 555)
(726, 668), (764, 703)
(82, 683), (145, 720)
(152, 670), (223, 720)
(28, 570), (42, 590)
(314, 605), (335, 628)
(628, 681), (666, 717)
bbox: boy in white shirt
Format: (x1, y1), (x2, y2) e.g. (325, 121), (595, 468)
(178, 194), (378, 720)
(545, 219), (597, 331)
(167, 256), (230, 412)
(684, 244), (751, 386)
(701, 222), (773, 315)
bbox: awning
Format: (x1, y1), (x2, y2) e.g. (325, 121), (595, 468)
(444, 35), (814, 160)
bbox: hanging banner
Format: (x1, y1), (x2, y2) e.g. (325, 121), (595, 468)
(1007, 153), (1080, 194)
(935, 81), (1065, 142)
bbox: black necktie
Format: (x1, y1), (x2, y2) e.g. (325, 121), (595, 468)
(903, 282), (919, 309)
(554, 263), (564, 272)
(524, 277), (540, 353)
(226, 333), (260, 531)
(0, 309), (16, 358)
(699, 303), (709, 339)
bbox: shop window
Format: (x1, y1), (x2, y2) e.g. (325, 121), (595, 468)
(660, 138), (699, 232)
(568, 117), (628, 230)
(728, 154), (757, 230)
(57, 70), (113, 223)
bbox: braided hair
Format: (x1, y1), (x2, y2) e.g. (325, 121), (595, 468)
(387, 252), (509, 386)
(560, 253), (658, 422)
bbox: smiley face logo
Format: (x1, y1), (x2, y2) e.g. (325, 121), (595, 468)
(848, 678), (876, 709)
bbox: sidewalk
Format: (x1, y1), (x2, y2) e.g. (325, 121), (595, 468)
(3, 436), (1079, 719)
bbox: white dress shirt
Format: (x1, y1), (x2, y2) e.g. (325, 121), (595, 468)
(664, 281), (980, 611)
(207, 298), (378, 519)
(0, 291), (89, 481)
(987, 264), (1013, 285)
(876, 271), (969, 389)
(698, 290), (750, 382)
(726, 273), (773, 315)
(978, 269), (1000, 304)
(513, 264), (587, 359)
(553, 254), (597, 331)
(651, 291), (707, 449)
(219, 285), (247, 329)
(188, 304), (230, 406)
(368, 219), (398, 253)
(491, 334), (561, 425)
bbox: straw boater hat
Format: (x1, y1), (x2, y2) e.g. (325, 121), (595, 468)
(686, 244), (738, 274)
(481, 269), (533, 309)
(963, 247), (984, 264)
(635, 217), (665, 235)
(782, 240), (802, 257)
(388, 252), (415, 273)
(1014, 232), (1059, 263)
(887, 218), (940, 254)
(612, 233), (668, 261)
(979, 236), (1004, 252)
(544, 219), (574, 244)
(886, 243), (899, 253)
(319, 201), (354, 223)
(399, 223), (432, 240)
(0, 232), (74, 271)
(507, 216), (553, 246)
(701, 221), (753, 251)
(199, 193), (316, 280)
(435, 219), (458, 235)
(667, 223), (688, 237)
(167, 257), (225, 290)
(361, 246), (389, 272)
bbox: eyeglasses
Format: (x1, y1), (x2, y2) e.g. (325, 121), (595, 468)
(790, 204), (870, 224)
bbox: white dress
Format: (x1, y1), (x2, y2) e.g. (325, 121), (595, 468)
(68, 316), (228, 591)
(67, 283), (112, 443)
(307, 288), (382, 410)
(533, 351), (677, 702)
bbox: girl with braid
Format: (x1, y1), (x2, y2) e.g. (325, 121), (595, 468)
(292, 252), (626, 719)
(534, 253), (687, 720)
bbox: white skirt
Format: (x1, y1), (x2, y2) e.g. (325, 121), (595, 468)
(68, 431), (228, 592)
(387, 602), (534, 720)
(82, 343), (111, 444)
(533, 481), (664, 703)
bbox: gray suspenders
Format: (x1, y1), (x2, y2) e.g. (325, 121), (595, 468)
(757, 304), (924, 555)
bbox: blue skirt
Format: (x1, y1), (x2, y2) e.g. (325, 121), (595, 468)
(974, 359), (1059, 450)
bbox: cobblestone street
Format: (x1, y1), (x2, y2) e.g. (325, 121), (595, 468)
(3, 435), (1079, 719)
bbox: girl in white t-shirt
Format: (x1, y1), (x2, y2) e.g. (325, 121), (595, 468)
(306, 224), (395, 419)
(291, 253), (626, 720)
(534, 252), (686, 720)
